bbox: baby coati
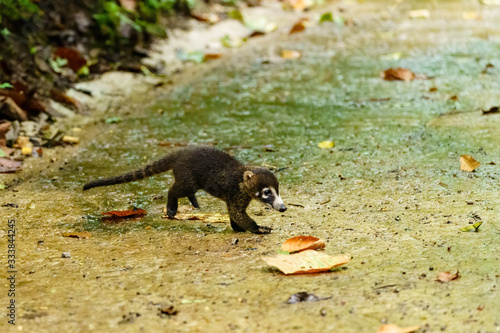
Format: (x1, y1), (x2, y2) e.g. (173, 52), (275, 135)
(83, 147), (286, 234)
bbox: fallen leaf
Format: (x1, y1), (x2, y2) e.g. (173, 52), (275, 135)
(62, 231), (92, 239)
(286, 292), (322, 304)
(62, 136), (79, 144)
(318, 140), (335, 149)
(449, 95), (458, 101)
(165, 213), (229, 223)
(119, 0), (136, 11)
(54, 47), (87, 73)
(191, 13), (220, 24)
(437, 270), (460, 282)
(408, 9), (430, 19)
(460, 155), (480, 172)
(0, 121), (13, 156)
(429, 86), (438, 92)
(281, 50), (301, 60)
(262, 250), (351, 275)
(0, 96), (28, 121)
(281, 236), (326, 253)
(105, 117), (122, 124)
(158, 141), (189, 147)
(21, 146), (32, 156)
(377, 324), (421, 333)
(460, 221), (483, 232)
(0, 158), (23, 173)
(204, 53), (223, 60)
(102, 208), (147, 219)
(462, 11), (480, 20)
(482, 106), (499, 115)
(221, 35), (244, 48)
(382, 68), (416, 82)
(319, 12), (333, 23)
(289, 18), (309, 35)
(50, 89), (83, 112)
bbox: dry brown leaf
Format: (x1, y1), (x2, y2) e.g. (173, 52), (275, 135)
(437, 270), (460, 282)
(15, 136), (32, 148)
(0, 158), (23, 173)
(377, 324), (421, 333)
(281, 236), (326, 253)
(0, 96), (28, 121)
(62, 231), (92, 239)
(382, 68), (416, 82)
(429, 86), (438, 92)
(0, 122), (13, 156)
(54, 47), (87, 73)
(289, 18), (309, 35)
(102, 208), (147, 219)
(204, 53), (223, 60)
(460, 155), (480, 172)
(262, 250), (351, 275)
(50, 89), (84, 112)
(281, 50), (301, 60)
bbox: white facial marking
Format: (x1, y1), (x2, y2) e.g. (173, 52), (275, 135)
(255, 192), (259, 197)
(261, 187), (270, 199)
(271, 188), (284, 210)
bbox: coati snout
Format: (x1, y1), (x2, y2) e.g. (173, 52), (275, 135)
(243, 170), (286, 212)
(84, 147), (286, 234)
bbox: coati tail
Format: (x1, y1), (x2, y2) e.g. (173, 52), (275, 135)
(83, 153), (177, 190)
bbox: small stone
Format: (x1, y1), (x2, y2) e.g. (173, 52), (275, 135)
(231, 238), (239, 245)
(62, 252), (71, 258)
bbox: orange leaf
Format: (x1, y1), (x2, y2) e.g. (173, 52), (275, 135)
(377, 324), (420, 333)
(102, 208), (147, 219)
(281, 50), (301, 60)
(281, 236), (325, 253)
(54, 47), (87, 73)
(262, 250), (350, 275)
(460, 155), (480, 172)
(289, 18), (309, 35)
(382, 68), (416, 82)
(437, 270), (460, 282)
(62, 231), (92, 239)
(204, 53), (223, 60)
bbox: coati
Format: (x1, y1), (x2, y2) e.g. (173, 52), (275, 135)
(83, 147), (286, 234)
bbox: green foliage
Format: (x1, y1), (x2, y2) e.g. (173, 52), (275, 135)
(0, 82), (13, 89)
(0, 0), (40, 23)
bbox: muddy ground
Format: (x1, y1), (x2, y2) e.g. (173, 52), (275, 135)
(1, 1), (500, 332)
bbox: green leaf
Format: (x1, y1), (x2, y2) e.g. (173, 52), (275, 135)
(319, 12), (333, 23)
(227, 9), (243, 22)
(460, 222), (483, 232)
(0, 183), (5, 190)
(176, 50), (205, 63)
(0, 149), (6, 157)
(105, 117), (123, 124)
(1, 28), (10, 37)
(77, 65), (89, 76)
(0, 82), (13, 89)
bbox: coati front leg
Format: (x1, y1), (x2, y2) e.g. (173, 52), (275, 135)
(227, 201), (272, 234)
(167, 182), (197, 217)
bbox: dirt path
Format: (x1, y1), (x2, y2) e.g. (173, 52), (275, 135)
(2, 1), (500, 332)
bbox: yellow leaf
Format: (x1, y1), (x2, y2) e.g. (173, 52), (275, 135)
(318, 140), (335, 148)
(460, 155), (480, 172)
(281, 236), (326, 253)
(377, 324), (420, 333)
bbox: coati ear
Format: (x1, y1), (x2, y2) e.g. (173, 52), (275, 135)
(243, 171), (256, 188)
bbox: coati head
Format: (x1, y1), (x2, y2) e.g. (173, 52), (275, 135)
(243, 169), (286, 212)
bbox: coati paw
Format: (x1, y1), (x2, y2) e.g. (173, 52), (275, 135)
(255, 226), (272, 234)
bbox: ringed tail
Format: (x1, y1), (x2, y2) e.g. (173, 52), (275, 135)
(83, 153), (177, 190)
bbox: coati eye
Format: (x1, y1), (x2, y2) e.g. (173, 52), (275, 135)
(263, 189), (271, 196)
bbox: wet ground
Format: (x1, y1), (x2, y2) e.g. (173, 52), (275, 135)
(2, 0), (500, 332)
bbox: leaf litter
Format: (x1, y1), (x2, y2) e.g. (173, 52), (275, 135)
(437, 271), (460, 282)
(102, 208), (147, 220)
(281, 236), (325, 253)
(377, 324), (420, 333)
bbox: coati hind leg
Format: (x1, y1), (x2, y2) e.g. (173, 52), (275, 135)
(188, 195), (200, 209)
(167, 182), (197, 217)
